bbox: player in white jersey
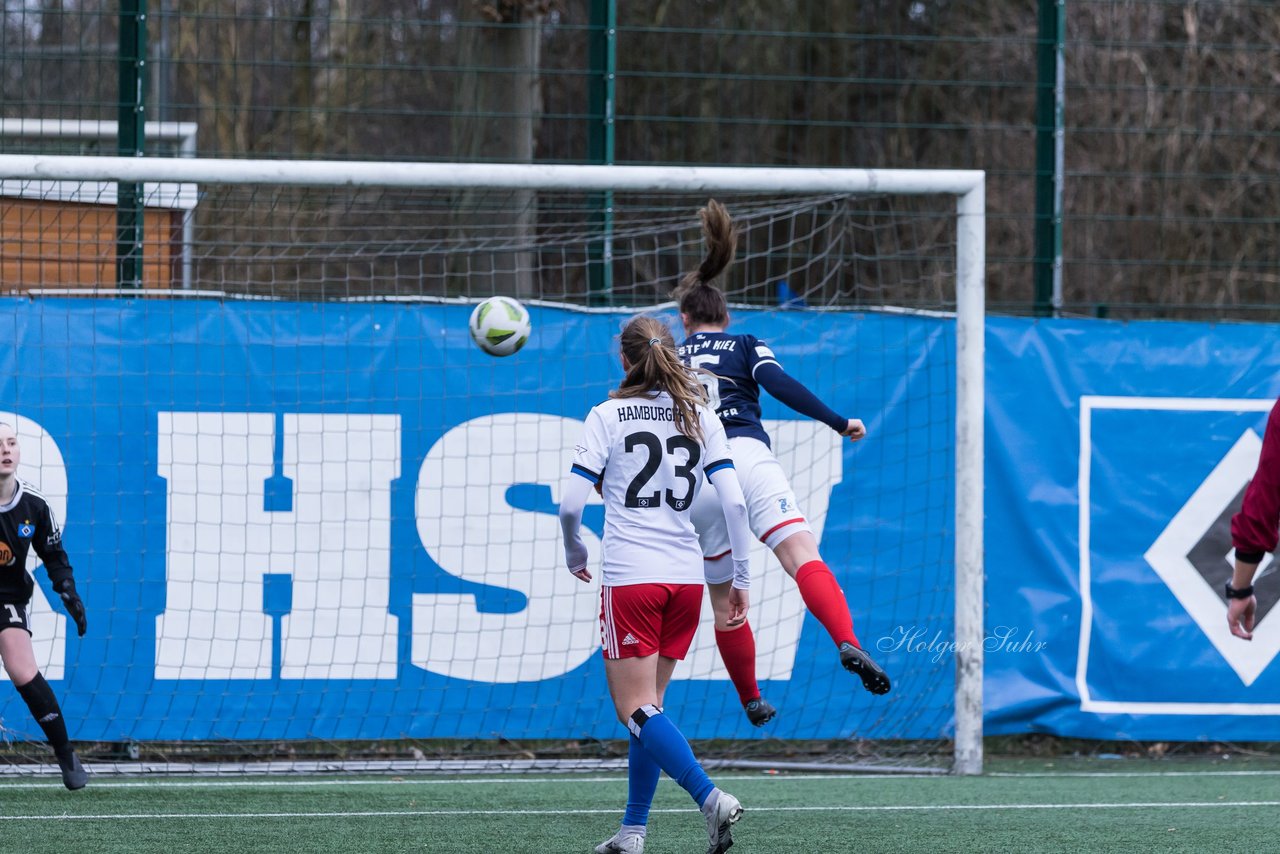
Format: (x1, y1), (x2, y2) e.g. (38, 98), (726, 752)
(560, 315), (754, 854)
(674, 200), (891, 729)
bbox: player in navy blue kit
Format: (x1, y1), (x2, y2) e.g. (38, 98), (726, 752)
(561, 315), (754, 854)
(0, 423), (89, 789)
(676, 200), (891, 727)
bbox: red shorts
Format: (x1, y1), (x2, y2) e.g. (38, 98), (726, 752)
(600, 583), (703, 661)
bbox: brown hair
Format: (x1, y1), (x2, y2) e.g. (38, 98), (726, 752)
(612, 315), (708, 441)
(673, 199), (738, 327)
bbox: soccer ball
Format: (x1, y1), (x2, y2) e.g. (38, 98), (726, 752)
(468, 295), (531, 357)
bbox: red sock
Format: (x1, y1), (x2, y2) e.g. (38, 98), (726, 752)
(795, 560), (860, 648)
(715, 622), (761, 705)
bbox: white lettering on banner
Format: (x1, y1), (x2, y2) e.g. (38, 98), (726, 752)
(675, 421), (840, 682)
(0, 412), (68, 681)
(148, 411), (840, 685)
(155, 412), (400, 679)
(412, 414), (603, 682)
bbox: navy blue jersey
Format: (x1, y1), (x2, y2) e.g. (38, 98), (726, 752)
(680, 330), (849, 449)
(678, 331), (777, 447)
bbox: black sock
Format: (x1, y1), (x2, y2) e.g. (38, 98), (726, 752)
(16, 673), (71, 755)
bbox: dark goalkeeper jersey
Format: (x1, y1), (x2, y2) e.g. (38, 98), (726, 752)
(0, 479), (74, 603)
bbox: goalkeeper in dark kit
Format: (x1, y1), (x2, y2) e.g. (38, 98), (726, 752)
(0, 422), (89, 789)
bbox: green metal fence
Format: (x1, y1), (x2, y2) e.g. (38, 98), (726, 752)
(1, 1), (1278, 318)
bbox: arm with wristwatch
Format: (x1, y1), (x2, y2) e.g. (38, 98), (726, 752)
(1228, 397), (1280, 641)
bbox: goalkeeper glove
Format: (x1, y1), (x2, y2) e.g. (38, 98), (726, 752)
(54, 579), (87, 637)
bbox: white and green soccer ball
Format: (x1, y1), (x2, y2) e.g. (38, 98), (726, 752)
(468, 295), (531, 357)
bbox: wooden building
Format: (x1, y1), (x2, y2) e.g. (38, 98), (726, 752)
(0, 179), (195, 292)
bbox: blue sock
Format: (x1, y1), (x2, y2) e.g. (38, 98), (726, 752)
(628, 704), (715, 807)
(623, 733), (661, 826)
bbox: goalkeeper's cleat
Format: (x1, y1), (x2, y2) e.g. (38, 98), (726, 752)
(744, 697), (777, 727)
(702, 788), (742, 854)
(839, 642), (891, 695)
(55, 748), (88, 791)
(594, 825), (646, 854)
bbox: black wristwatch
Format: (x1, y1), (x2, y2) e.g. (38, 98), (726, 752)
(1225, 582), (1255, 600)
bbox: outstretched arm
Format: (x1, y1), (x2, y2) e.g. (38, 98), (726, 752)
(755, 362), (865, 441)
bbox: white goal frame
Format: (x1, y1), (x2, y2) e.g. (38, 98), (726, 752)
(0, 155), (986, 775)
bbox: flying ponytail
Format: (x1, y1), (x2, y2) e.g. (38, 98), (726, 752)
(673, 199), (737, 326)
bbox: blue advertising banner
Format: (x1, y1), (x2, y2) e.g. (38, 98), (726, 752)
(985, 316), (1280, 740)
(4, 299), (1276, 744)
(0, 299), (956, 743)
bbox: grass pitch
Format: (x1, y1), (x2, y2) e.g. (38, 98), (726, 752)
(2, 756), (1278, 853)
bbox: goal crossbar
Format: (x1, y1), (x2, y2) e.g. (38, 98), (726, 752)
(0, 154), (981, 196)
(0, 156), (985, 775)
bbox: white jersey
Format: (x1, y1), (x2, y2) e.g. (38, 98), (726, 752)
(570, 391), (735, 585)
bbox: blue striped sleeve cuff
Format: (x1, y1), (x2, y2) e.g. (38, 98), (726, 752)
(571, 463), (602, 484)
(703, 458), (734, 476)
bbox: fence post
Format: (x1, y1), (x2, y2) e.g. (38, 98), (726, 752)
(117, 0), (148, 291)
(586, 0), (616, 306)
(1034, 0), (1065, 316)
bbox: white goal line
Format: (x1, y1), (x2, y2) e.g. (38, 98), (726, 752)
(3, 801), (1278, 823)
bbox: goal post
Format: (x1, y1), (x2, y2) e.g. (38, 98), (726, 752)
(0, 155), (984, 775)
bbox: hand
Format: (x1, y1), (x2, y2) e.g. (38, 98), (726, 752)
(55, 580), (87, 637)
(1228, 594), (1256, 640)
(726, 587), (749, 627)
(565, 540), (592, 583)
(840, 419), (867, 442)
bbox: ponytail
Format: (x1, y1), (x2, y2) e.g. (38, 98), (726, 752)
(612, 316), (707, 441)
(673, 199), (737, 326)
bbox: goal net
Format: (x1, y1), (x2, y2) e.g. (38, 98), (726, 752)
(0, 156), (984, 775)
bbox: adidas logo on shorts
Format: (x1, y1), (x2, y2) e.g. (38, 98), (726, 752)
(621, 633), (640, 645)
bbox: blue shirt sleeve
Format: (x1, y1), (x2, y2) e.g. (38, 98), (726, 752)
(754, 360), (847, 433)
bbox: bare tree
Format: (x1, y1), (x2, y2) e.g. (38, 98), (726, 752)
(450, 0), (549, 299)
(174, 3), (254, 156)
(3, 0), (1279, 315)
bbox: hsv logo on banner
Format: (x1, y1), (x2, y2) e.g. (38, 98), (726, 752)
(1078, 396), (1280, 714)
